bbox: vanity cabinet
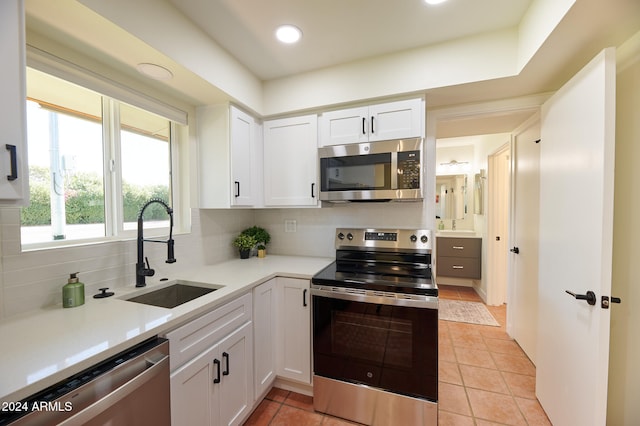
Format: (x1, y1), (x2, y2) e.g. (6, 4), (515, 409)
(437, 237), (482, 279)
(253, 279), (277, 400)
(0, 0), (29, 204)
(197, 104), (261, 208)
(276, 277), (311, 384)
(167, 293), (254, 426)
(319, 98), (424, 146)
(263, 115), (318, 206)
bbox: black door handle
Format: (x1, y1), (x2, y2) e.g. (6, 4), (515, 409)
(234, 181), (240, 197)
(6, 144), (18, 181)
(566, 290), (597, 305)
(370, 116), (375, 134)
(311, 183), (315, 198)
(213, 358), (221, 383)
(222, 352), (230, 376)
(510, 247), (520, 254)
(303, 288), (308, 307)
(362, 117), (366, 135)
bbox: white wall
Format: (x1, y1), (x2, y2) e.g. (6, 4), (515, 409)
(607, 40), (640, 425)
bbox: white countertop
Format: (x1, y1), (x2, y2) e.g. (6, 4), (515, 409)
(0, 255), (333, 403)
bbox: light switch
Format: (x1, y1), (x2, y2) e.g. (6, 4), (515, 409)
(284, 220), (297, 233)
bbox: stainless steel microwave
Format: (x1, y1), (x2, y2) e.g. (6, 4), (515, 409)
(318, 138), (423, 202)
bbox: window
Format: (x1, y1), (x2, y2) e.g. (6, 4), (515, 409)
(21, 68), (178, 247)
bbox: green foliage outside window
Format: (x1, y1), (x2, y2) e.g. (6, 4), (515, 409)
(21, 166), (169, 226)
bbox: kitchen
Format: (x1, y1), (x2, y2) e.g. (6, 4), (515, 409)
(1, 0), (639, 425)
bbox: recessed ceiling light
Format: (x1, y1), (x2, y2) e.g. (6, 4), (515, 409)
(425, 0), (449, 5)
(276, 25), (302, 44)
(136, 63), (174, 81)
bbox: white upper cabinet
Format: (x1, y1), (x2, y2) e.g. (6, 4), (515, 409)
(319, 98), (424, 146)
(263, 114), (318, 207)
(197, 104), (261, 208)
(0, 0), (29, 204)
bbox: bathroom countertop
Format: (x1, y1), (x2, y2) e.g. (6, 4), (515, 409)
(0, 255), (333, 403)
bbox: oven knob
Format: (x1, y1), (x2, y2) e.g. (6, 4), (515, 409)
(410, 234), (417, 243)
(421, 235), (428, 243)
(347, 233), (353, 241)
(338, 232), (345, 240)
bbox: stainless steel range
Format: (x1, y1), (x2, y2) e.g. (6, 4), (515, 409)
(311, 228), (438, 425)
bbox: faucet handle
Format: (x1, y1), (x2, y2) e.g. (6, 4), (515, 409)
(143, 257), (155, 277)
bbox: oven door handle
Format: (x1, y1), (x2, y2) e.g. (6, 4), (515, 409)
(310, 287), (437, 309)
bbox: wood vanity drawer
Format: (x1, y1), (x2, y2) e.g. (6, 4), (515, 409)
(436, 237), (482, 279)
(437, 256), (481, 279)
(437, 237), (481, 258)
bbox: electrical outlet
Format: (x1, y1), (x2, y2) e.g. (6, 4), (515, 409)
(284, 219), (297, 233)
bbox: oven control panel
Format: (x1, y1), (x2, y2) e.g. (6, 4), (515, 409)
(336, 228), (432, 251)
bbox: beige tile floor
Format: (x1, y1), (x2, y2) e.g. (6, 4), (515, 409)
(244, 285), (551, 425)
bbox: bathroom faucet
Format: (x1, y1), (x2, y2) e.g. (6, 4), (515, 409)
(136, 199), (176, 287)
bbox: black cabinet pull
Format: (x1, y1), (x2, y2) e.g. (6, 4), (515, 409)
(6, 144), (17, 181)
(213, 358), (221, 383)
(234, 181), (240, 197)
(311, 183), (315, 198)
(222, 352), (230, 376)
(362, 117), (367, 135)
(370, 116), (375, 134)
(303, 288), (308, 307)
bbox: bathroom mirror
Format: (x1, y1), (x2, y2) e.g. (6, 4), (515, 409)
(435, 174), (467, 220)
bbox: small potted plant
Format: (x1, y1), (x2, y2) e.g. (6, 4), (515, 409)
(241, 226), (271, 257)
(233, 234), (257, 259)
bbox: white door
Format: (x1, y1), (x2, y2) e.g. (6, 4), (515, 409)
(508, 116), (541, 363)
(276, 277), (311, 384)
(487, 143), (510, 306)
(536, 48), (616, 426)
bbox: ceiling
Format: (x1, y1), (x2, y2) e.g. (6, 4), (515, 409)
(167, 0), (533, 81)
(24, 0), (640, 138)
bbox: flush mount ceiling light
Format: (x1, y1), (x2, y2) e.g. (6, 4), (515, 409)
(275, 24), (302, 44)
(424, 0), (449, 5)
(136, 63), (174, 81)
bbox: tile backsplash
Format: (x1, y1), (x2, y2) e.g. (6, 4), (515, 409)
(0, 208), (254, 318)
(0, 201), (431, 318)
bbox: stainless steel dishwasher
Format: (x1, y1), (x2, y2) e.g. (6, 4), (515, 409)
(0, 337), (170, 426)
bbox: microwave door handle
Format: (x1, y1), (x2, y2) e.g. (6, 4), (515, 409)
(391, 152), (398, 189)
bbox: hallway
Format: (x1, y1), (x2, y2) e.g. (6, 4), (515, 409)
(244, 285), (551, 425)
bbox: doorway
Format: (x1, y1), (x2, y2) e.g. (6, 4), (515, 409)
(486, 143), (510, 306)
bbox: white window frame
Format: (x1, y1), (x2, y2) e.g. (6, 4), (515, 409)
(22, 48), (189, 250)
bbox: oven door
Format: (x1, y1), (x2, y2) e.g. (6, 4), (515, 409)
(311, 288), (438, 402)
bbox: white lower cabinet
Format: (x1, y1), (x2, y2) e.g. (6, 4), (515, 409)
(253, 279), (277, 399)
(167, 293), (253, 426)
(276, 277), (311, 384)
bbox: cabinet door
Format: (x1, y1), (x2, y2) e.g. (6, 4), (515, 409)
(368, 98), (423, 142)
(263, 115), (318, 206)
(230, 106), (256, 206)
(253, 279), (276, 399)
(319, 106), (369, 146)
(276, 277), (311, 384)
(170, 344), (216, 426)
(0, 0), (28, 203)
(216, 322), (253, 426)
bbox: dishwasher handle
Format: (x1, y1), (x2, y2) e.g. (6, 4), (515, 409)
(57, 353), (169, 426)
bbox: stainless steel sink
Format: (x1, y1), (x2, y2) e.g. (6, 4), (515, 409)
(125, 281), (223, 308)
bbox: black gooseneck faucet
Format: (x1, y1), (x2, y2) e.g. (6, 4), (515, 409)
(136, 199), (176, 287)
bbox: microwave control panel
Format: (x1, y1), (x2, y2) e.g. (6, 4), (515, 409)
(397, 150), (421, 189)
